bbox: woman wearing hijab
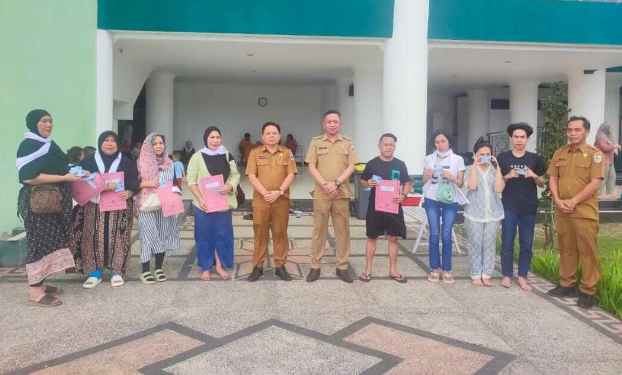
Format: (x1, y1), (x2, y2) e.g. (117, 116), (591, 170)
(594, 122), (621, 199)
(135, 133), (181, 284)
(187, 126), (240, 281)
(70, 131), (139, 288)
(16, 109), (79, 306)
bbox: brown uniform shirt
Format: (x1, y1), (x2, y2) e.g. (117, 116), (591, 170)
(246, 145), (298, 207)
(305, 134), (358, 200)
(547, 143), (605, 220)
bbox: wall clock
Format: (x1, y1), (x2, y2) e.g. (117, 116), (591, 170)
(258, 97), (268, 107)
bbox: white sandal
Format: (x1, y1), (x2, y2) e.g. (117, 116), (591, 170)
(110, 274), (124, 287)
(83, 276), (101, 289)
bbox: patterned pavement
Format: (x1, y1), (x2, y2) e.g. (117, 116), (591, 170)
(1, 213), (621, 374)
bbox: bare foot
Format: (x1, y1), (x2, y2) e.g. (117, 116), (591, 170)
(501, 277), (512, 288)
(471, 279), (484, 287)
(199, 271), (211, 281)
(215, 268), (230, 280)
(482, 278), (494, 287)
(517, 277), (533, 292)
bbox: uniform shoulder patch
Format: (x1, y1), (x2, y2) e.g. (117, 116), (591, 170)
(312, 135), (323, 140)
(342, 135), (352, 141)
(593, 154), (602, 163)
(289, 151), (295, 160)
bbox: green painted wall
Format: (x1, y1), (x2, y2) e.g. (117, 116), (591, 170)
(0, 0), (97, 235)
(98, 0), (394, 38)
(429, 0), (622, 46)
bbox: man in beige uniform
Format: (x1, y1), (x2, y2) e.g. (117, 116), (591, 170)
(306, 110), (358, 283)
(547, 116), (604, 309)
(246, 122), (297, 282)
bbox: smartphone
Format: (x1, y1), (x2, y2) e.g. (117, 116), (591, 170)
(517, 168), (526, 175)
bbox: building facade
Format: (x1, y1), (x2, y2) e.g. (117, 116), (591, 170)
(2, 0), (622, 235)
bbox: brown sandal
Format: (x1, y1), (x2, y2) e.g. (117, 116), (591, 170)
(28, 294), (62, 307)
(44, 286), (64, 295)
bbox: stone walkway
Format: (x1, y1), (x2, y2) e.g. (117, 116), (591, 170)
(0, 214), (621, 374)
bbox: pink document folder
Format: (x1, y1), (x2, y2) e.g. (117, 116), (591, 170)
(72, 173), (105, 206)
(199, 175), (229, 213)
(156, 182), (184, 217)
(375, 180), (400, 214)
(99, 172), (127, 212)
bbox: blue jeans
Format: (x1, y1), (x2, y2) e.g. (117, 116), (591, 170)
(424, 199), (459, 271)
(501, 210), (535, 278)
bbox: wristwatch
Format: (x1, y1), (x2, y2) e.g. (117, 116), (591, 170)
(278, 189), (284, 196)
(334, 180), (342, 187)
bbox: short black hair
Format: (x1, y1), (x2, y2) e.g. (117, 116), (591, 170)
(473, 139), (493, 155)
(379, 133), (397, 143)
(83, 146), (96, 156)
(429, 129), (452, 148)
(66, 146), (83, 164)
(567, 116), (591, 130)
(244, 133), (251, 137)
(507, 122), (533, 137)
(262, 122), (280, 134)
(323, 109), (341, 119)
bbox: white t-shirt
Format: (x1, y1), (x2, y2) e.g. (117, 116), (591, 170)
(422, 152), (466, 202)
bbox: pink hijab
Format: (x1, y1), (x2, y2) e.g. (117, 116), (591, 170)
(135, 133), (173, 209)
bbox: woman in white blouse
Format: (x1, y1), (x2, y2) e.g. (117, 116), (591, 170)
(464, 139), (505, 287)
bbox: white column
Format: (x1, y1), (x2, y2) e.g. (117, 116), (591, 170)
(146, 72), (176, 150)
(605, 74), (622, 143)
(467, 89), (490, 151)
(96, 30), (114, 140)
(510, 80), (539, 151)
(335, 77), (355, 138)
(383, 0), (429, 174)
(567, 69), (606, 145)
(354, 65), (383, 163)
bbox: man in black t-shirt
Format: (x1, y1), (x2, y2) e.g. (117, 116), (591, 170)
(497, 123), (546, 292)
(359, 133), (411, 283)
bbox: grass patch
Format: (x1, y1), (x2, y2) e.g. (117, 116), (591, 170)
(497, 223), (622, 319)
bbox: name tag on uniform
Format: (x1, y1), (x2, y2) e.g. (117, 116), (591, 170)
(318, 146), (328, 150)
(258, 156), (268, 159)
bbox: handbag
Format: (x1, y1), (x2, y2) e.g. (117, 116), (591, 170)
(140, 193), (162, 212)
(30, 184), (62, 214)
(224, 153), (246, 206)
(436, 180), (456, 204)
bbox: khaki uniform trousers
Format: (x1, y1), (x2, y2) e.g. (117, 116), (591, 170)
(556, 215), (601, 295)
(253, 204), (290, 267)
(310, 198), (350, 270)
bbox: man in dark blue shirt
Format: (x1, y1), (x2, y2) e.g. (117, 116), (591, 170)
(497, 123), (546, 291)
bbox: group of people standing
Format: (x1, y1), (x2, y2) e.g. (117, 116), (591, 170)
(15, 108), (606, 310)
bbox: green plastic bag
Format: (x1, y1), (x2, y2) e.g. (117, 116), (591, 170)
(436, 180), (455, 204)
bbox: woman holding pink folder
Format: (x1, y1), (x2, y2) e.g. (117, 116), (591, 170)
(187, 126), (240, 281)
(135, 133), (181, 284)
(70, 131), (139, 289)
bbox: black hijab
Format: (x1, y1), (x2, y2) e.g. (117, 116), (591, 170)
(97, 131), (121, 172)
(16, 109), (68, 183)
(201, 126), (232, 181)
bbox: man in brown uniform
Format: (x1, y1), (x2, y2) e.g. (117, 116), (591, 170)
(246, 122), (298, 281)
(547, 116), (604, 309)
(306, 110), (358, 283)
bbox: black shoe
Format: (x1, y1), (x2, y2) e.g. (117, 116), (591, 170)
(548, 285), (577, 297)
(306, 268), (321, 282)
(336, 269), (353, 283)
(243, 213), (253, 220)
(577, 293), (596, 309)
(275, 266), (292, 281)
(247, 266), (264, 282)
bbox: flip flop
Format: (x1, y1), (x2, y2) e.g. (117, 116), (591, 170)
(153, 269), (167, 282)
(359, 273), (372, 282)
(111, 274), (124, 287)
(44, 286), (64, 295)
(83, 276), (102, 289)
(139, 271), (156, 285)
(390, 274), (407, 284)
(28, 294), (62, 307)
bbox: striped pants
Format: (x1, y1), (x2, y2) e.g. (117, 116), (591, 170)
(138, 210), (180, 263)
(465, 219), (500, 279)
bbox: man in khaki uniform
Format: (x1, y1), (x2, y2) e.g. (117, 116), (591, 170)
(547, 116), (604, 309)
(246, 122), (298, 281)
(306, 110), (358, 283)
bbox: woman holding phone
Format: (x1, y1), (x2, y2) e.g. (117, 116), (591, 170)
(464, 139), (505, 287)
